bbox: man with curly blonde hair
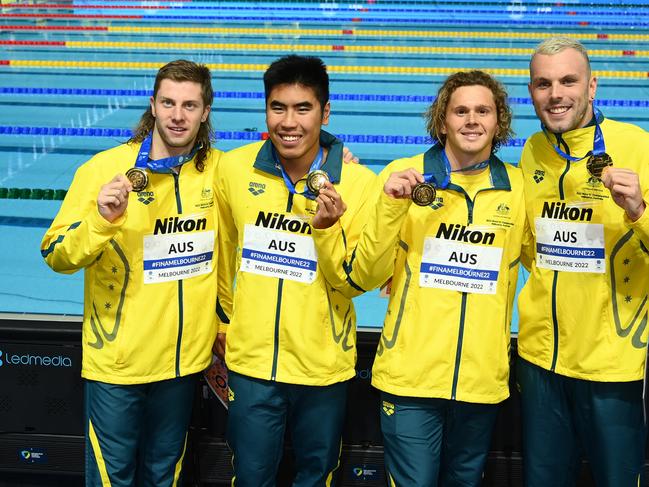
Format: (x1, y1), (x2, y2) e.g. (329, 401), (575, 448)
(320, 70), (525, 486)
(425, 69), (513, 153)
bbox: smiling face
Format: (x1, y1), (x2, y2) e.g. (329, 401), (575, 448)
(441, 84), (498, 166)
(150, 79), (210, 158)
(265, 82), (330, 173)
(529, 48), (597, 134)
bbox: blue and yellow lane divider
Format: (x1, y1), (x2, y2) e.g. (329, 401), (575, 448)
(2, 40), (649, 58)
(2, 25), (649, 42)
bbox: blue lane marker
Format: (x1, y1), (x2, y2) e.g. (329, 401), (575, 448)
(1, 88), (648, 108)
(0, 125), (531, 146)
(67, 15), (649, 28)
(54, 3), (649, 15)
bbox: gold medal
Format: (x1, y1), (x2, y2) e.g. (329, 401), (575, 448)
(586, 153), (613, 180)
(306, 170), (330, 194)
(411, 182), (436, 207)
(125, 167), (149, 192)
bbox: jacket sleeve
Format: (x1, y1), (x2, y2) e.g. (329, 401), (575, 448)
(517, 142), (536, 272)
(214, 160), (237, 334)
(347, 190), (410, 292)
(520, 214), (535, 272)
(313, 167), (411, 298)
(625, 131), (649, 247)
(40, 159), (125, 273)
(311, 170), (380, 299)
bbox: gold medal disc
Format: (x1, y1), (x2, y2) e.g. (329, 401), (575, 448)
(125, 168), (149, 192)
(412, 182), (436, 207)
(586, 153), (613, 179)
(306, 170), (330, 194)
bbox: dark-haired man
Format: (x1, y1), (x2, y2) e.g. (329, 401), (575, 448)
(215, 54), (377, 486)
(41, 59), (220, 486)
(517, 37), (649, 486)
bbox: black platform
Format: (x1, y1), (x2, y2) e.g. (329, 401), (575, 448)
(0, 314), (645, 486)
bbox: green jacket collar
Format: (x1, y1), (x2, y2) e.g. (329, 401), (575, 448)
(422, 143), (511, 191)
(253, 130), (344, 182)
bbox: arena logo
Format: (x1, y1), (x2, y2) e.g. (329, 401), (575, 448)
(0, 350), (72, 368)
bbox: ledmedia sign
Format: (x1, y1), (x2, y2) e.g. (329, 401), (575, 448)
(0, 349), (73, 368)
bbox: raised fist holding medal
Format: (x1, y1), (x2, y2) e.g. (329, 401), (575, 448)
(382, 168), (427, 203)
(311, 179), (348, 229)
(97, 173), (133, 223)
(586, 150), (645, 222)
(601, 165), (646, 222)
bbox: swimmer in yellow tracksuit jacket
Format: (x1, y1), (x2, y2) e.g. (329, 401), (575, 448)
(214, 55), (378, 487)
(516, 37), (649, 487)
(41, 60), (220, 487)
(318, 70), (526, 486)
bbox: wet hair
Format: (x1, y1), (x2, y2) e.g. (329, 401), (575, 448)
(263, 55), (329, 111)
(129, 59), (214, 171)
(424, 70), (513, 153)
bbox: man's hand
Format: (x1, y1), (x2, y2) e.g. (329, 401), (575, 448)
(342, 146), (359, 164)
(601, 168), (646, 222)
(384, 168), (424, 199)
(213, 333), (226, 360)
(311, 181), (347, 229)
(97, 174), (132, 223)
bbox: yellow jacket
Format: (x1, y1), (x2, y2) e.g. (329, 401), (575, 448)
(215, 131), (378, 386)
(518, 116), (649, 381)
(337, 145), (526, 403)
(41, 142), (221, 384)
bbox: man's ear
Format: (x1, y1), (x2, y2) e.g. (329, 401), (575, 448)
(201, 105), (211, 123)
(321, 101), (331, 126)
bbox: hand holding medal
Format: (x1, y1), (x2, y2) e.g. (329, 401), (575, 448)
(383, 168), (426, 202)
(311, 179), (348, 229)
(97, 174), (132, 223)
(601, 167), (646, 222)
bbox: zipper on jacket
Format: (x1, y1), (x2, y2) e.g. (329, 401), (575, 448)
(271, 193), (294, 380)
(451, 292), (469, 400)
(449, 185), (502, 399)
(549, 136), (571, 372)
(450, 191), (473, 400)
(173, 170), (184, 377)
(550, 272), (560, 371)
(175, 280), (184, 377)
(556, 135), (571, 201)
